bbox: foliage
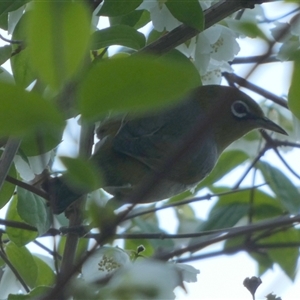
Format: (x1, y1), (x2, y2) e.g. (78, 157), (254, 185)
(0, 0), (298, 299)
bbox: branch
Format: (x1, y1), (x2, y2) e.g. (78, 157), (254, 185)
(0, 138), (21, 191)
(231, 55), (280, 64)
(0, 218), (36, 231)
(139, 0), (266, 56)
(59, 123), (95, 278)
(156, 214), (300, 260)
(124, 183), (266, 220)
(223, 72), (288, 108)
(260, 130), (300, 179)
(0, 247), (29, 293)
(5, 175), (49, 200)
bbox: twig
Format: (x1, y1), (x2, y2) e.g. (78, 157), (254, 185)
(233, 143), (270, 189)
(0, 247), (29, 292)
(223, 72), (288, 109)
(0, 138), (21, 191)
(260, 130), (300, 179)
(124, 183), (267, 220)
(139, 0), (266, 55)
(34, 240), (62, 260)
(231, 55), (280, 64)
(0, 218), (36, 232)
(59, 124), (95, 278)
(155, 214), (300, 260)
(0, 33), (22, 44)
(5, 175), (49, 200)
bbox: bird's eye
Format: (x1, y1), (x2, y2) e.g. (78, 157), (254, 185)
(231, 101), (249, 118)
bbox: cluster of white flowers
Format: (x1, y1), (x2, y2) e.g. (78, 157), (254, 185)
(138, 0), (240, 84)
(80, 246), (199, 299)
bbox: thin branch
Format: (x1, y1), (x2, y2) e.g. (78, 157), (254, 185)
(0, 138), (21, 191)
(155, 214), (300, 260)
(223, 72), (288, 109)
(248, 169), (258, 225)
(125, 183), (267, 220)
(0, 218), (37, 232)
(231, 55), (280, 64)
(176, 245), (243, 263)
(255, 242), (300, 249)
(139, 0), (266, 56)
(275, 148), (300, 179)
(260, 130), (300, 180)
(233, 142), (270, 189)
(0, 247), (30, 293)
(176, 240), (300, 263)
(262, 7), (300, 23)
(5, 175), (49, 200)
(0, 33), (22, 45)
(59, 123), (95, 278)
(33, 240), (62, 260)
(251, 223), (294, 242)
(272, 140), (300, 148)
(236, 12), (300, 85)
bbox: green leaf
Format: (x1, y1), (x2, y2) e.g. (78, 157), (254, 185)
(8, 286), (53, 300)
(160, 48), (201, 83)
(110, 9), (150, 29)
(17, 188), (51, 236)
(33, 256), (55, 286)
(0, 66), (14, 84)
(6, 195), (38, 246)
(5, 242), (38, 288)
(200, 187), (285, 231)
(147, 28), (164, 45)
(250, 251), (273, 276)
(79, 56), (201, 120)
(198, 150), (249, 189)
(99, 0), (143, 17)
(165, 0), (204, 31)
(74, 237), (89, 263)
(11, 12), (37, 88)
(288, 50), (300, 120)
(133, 217), (174, 250)
(259, 229), (299, 280)
(60, 156), (103, 191)
(0, 45), (11, 65)
(176, 205), (202, 244)
(278, 40), (299, 61)
(27, 1), (90, 90)
(0, 161), (16, 209)
(0, 1), (27, 30)
(133, 10), (151, 29)
(227, 20), (268, 40)
(20, 129), (63, 156)
(258, 161), (300, 214)
(91, 25), (146, 50)
(11, 48), (37, 88)
(224, 236), (246, 251)
(251, 197), (285, 220)
(200, 202), (249, 231)
(168, 190), (193, 204)
(0, 82), (64, 136)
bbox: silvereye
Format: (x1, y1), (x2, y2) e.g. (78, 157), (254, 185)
(44, 85), (287, 214)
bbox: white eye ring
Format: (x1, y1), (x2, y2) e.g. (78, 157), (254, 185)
(231, 100), (249, 118)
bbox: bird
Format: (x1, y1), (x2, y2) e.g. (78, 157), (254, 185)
(43, 85), (287, 214)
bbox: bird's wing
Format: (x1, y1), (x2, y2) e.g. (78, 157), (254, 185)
(111, 105), (218, 184)
(112, 115), (173, 172)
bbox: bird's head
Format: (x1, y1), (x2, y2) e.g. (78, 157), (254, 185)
(194, 85), (287, 153)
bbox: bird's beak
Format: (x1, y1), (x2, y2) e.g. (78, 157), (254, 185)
(259, 117), (288, 135)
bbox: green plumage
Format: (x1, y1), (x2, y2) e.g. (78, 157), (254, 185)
(43, 85), (287, 214)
